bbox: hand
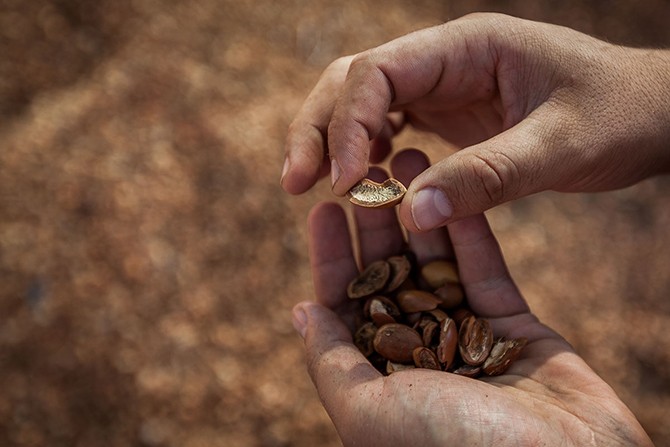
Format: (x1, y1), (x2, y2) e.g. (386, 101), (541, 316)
(291, 149), (652, 446)
(282, 13), (670, 232)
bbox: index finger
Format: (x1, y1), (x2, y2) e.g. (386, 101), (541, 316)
(328, 22), (493, 196)
(282, 56), (353, 195)
(307, 201), (358, 311)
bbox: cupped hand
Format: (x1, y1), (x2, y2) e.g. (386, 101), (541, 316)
(282, 13), (670, 231)
(291, 149), (652, 446)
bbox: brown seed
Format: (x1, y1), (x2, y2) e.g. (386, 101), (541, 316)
(348, 178), (407, 208)
(433, 282), (465, 309)
(436, 317), (458, 369)
(482, 337), (528, 376)
(404, 311), (422, 326)
(427, 308), (449, 322)
(421, 260), (460, 289)
(417, 317), (439, 347)
(373, 323), (423, 363)
(385, 255), (412, 292)
(347, 260), (391, 299)
(396, 290), (441, 313)
(395, 276), (417, 293)
(451, 307), (474, 328)
(366, 296), (400, 327)
(412, 346), (441, 370)
(354, 322), (378, 357)
(458, 316), (493, 366)
(452, 364), (481, 378)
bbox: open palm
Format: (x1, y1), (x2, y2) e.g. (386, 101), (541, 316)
(292, 149), (651, 446)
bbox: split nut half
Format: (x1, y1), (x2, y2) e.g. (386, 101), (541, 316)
(348, 178), (407, 208)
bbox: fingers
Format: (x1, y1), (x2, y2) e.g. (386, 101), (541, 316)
(447, 213), (530, 318)
(327, 26), (451, 196)
(307, 202), (358, 310)
(308, 189), (405, 311)
(390, 149), (454, 264)
(283, 56), (354, 194)
(353, 167), (406, 267)
(368, 112), (405, 165)
(282, 55), (406, 195)
(393, 149), (530, 319)
(398, 115), (566, 232)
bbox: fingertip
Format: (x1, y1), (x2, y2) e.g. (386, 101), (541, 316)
(292, 301), (309, 339)
(390, 148), (431, 183)
(331, 161), (368, 196)
(328, 120), (372, 195)
(307, 201), (345, 230)
(301, 301), (353, 343)
(409, 187), (453, 231)
(281, 170), (317, 195)
(391, 149), (434, 234)
(283, 122), (328, 194)
(398, 196), (422, 233)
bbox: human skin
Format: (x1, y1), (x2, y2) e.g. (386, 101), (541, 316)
(281, 13), (670, 232)
(291, 149), (653, 446)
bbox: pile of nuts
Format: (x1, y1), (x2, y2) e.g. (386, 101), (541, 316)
(349, 254), (527, 377)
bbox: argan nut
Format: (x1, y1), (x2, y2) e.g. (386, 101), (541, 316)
(452, 364), (481, 378)
(347, 260), (391, 299)
(436, 317), (458, 369)
(348, 178), (407, 208)
(412, 346), (441, 370)
(434, 282), (465, 309)
(354, 322), (378, 357)
(366, 296), (400, 327)
(421, 260), (460, 289)
(396, 290), (441, 313)
(451, 307), (474, 328)
(417, 317), (439, 347)
(373, 323), (423, 363)
(427, 308), (449, 322)
(385, 255), (412, 292)
(458, 316), (493, 366)
(482, 337), (528, 376)
(405, 311), (422, 326)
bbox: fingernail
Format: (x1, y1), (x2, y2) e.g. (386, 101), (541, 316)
(280, 157), (290, 184)
(411, 187), (453, 231)
(292, 305), (308, 339)
(330, 158), (341, 189)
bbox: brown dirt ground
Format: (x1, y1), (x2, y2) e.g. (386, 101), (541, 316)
(1, 1), (669, 446)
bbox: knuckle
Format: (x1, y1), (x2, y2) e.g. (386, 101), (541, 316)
(324, 55), (355, 78)
(462, 151), (521, 205)
(349, 50), (378, 74)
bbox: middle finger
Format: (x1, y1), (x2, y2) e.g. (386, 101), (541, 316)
(391, 149), (454, 265)
(353, 167), (406, 268)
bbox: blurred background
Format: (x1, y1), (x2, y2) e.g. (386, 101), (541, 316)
(1, 0), (669, 446)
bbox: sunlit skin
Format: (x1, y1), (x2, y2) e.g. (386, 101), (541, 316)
(282, 13), (670, 232)
(291, 149), (653, 446)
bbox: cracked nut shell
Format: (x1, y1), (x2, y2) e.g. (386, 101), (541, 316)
(348, 178), (407, 208)
(347, 260), (391, 299)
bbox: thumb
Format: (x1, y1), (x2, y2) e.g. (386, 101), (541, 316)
(292, 301), (380, 397)
(399, 119), (567, 231)
(291, 301), (380, 432)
